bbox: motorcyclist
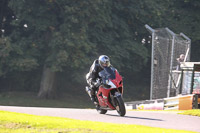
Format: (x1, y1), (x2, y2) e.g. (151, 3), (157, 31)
(85, 55), (111, 104)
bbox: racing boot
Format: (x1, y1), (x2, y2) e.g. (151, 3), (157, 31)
(90, 89), (98, 105)
(85, 86), (92, 97)
(85, 86), (97, 105)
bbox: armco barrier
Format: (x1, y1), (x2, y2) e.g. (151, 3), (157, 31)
(163, 96), (179, 110)
(125, 94), (199, 110)
(136, 101), (164, 110)
(125, 99), (164, 110)
(164, 94), (198, 110)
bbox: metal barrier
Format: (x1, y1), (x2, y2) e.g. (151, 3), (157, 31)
(125, 94), (199, 110)
(136, 101), (164, 110)
(164, 94), (198, 110)
(164, 96), (179, 110)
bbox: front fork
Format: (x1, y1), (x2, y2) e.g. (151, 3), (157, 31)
(110, 91), (122, 107)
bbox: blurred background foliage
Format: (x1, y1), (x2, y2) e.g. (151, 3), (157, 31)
(0, 0), (200, 100)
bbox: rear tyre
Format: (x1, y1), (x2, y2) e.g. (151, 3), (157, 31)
(115, 96), (126, 116)
(96, 105), (107, 114)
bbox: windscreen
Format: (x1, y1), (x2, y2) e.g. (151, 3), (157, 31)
(99, 67), (116, 80)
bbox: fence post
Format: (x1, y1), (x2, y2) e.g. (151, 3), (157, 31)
(190, 68), (195, 94)
(166, 28), (176, 97)
(145, 24), (155, 100)
(179, 69), (184, 94)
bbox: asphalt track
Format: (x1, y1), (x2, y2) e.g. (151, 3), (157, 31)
(0, 106), (200, 132)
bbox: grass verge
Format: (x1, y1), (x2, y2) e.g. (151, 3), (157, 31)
(178, 109), (200, 117)
(0, 111), (197, 133)
(0, 91), (94, 108)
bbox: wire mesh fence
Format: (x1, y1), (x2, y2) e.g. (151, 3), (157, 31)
(152, 28), (172, 99)
(171, 34), (190, 96)
(145, 25), (191, 99)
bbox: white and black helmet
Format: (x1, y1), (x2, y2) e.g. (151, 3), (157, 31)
(98, 55), (111, 68)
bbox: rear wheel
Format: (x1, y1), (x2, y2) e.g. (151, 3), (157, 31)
(115, 96), (126, 116)
(96, 105), (107, 114)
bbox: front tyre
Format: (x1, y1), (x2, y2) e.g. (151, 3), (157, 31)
(115, 96), (126, 116)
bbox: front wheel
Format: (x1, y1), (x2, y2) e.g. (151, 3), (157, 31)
(115, 96), (126, 116)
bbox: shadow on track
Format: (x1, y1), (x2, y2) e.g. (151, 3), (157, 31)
(106, 114), (163, 121)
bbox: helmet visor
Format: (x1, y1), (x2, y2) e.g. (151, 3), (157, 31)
(102, 61), (110, 67)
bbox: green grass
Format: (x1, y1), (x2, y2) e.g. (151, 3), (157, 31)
(0, 91), (94, 108)
(0, 111), (197, 133)
(178, 109), (200, 117)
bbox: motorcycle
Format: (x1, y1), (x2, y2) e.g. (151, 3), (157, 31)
(86, 67), (126, 116)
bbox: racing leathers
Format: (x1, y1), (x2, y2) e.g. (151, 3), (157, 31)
(86, 59), (103, 103)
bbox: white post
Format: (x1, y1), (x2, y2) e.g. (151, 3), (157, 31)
(166, 28), (176, 98)
(145, 24), (155, 100)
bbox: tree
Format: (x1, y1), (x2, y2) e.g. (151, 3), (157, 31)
(7, 0), (114, 98)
